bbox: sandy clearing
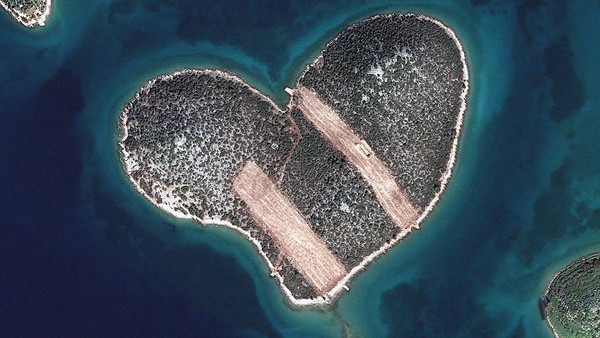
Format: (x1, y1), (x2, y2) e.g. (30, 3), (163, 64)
(233, 161), (346, 295)
(295, 86), (420, 230)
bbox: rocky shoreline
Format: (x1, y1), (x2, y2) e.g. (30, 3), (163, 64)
(542, 252), (600, 337)
(0, 0), (51, 28)
(118, 12), (469, 305)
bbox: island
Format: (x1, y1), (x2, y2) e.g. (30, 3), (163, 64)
(0, 0), (51, 28)
(541, 252), (600, 337)
(118, 13), (469, 305)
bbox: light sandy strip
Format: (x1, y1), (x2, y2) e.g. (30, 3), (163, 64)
(295, 86), (420, 230)
(120, 11), (470, 304)
(233, 161), (346, 295)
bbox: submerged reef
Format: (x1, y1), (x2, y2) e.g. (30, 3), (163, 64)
(118, 13), (468, 304)
(543, 252), (600, 337)
(0, 0), (51, 27)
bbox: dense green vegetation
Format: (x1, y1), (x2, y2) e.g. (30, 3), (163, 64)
(300, 13), (466, 208)
(119, 13), (467, 301)
(545, 252), (600, 337)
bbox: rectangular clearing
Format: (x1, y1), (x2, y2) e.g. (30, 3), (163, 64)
(233, 161), (346, 295)
(295, 86), (420, 230)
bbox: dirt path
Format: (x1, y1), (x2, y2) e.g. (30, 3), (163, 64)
(294, 86), (420, 230)
(233, 161), (346, 295)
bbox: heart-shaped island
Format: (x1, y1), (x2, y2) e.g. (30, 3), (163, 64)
(118, 13), (469, 306)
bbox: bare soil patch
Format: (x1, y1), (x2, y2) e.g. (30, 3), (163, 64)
(295, 87), (420, 230)
(233, 161), (346, 295)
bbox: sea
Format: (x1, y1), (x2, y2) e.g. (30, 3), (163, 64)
(1, 0), (599, 337)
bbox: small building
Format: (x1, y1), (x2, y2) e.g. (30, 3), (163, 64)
(355, 139), (373, 159)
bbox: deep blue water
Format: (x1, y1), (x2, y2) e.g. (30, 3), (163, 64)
(1, 0), (600, 337)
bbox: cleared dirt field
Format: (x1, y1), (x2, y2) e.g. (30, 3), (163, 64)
(295, 87), (420, 230)
(233, 161), (346, 295)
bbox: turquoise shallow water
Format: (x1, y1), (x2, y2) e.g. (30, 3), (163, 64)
(1, 0), (600, 337)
